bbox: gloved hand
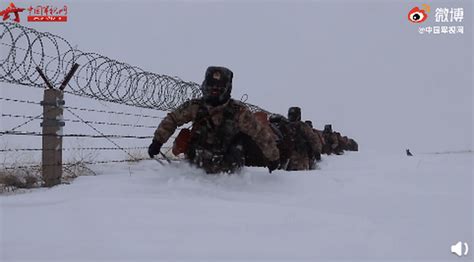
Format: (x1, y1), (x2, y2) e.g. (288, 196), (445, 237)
(267, 160), (280, 173)
(148, 139), (163, 158)
(314, 152), (321, 161)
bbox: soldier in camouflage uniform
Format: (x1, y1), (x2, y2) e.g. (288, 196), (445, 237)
(268, 114), (293, 170)
(347, 138), (358, 151)
(241, 112), (280, 168)
(334, 132), (346, 155)
(286, 107), (322, 171)
(304, 120), (324, 162)
(314, 128), (326, 154)
(148, 66), (280, 174)
(322, 124), (342, 155)
(341, 135), (350, 151)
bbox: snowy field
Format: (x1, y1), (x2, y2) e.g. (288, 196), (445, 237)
(1, 151), (472, 261)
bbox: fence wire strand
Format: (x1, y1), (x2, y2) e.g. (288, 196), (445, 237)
(0, 146), (166, 152)
(0, 130), (154, 139)
(0, 97), (165, 119)
(2, 113), (158, 129)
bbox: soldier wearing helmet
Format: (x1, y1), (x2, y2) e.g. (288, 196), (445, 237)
(286, 107), (322, 170)
(148, 66), (280, 174)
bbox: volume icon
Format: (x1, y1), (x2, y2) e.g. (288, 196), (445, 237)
(451, 241), (469, 257)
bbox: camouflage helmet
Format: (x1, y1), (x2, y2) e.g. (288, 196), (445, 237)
(201, 66), (233, 106)
(305, 120), (313, 128)
(287, 107), (301, 122)
(323, 124), (333, 133)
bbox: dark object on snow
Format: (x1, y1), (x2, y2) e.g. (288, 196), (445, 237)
(406, 149), (413, 156)
(267, 160), (280, 173)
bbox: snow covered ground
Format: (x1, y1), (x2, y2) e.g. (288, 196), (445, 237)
(1, 151), (472, 261)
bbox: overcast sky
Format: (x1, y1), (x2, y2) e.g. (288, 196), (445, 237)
(1, 0), (472, 154)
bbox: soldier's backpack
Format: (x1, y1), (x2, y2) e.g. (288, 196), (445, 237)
(268, 116), (291, 168)
(242, 111), (273, 167)
(172, 128), (192, 156)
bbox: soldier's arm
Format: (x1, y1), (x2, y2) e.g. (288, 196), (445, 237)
(153, 100), (197, 144)
(317, 131), (326, 146)
(350, 139), (358, 151)
(302, 125), (322, 153)
(237, 108), (279, 162)
(331, 133), (339, 149)
(340, 136), (349, 150)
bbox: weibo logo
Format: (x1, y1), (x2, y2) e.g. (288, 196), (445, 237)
(408, 4), (430, 23)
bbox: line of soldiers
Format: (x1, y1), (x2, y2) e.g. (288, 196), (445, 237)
(242, 108), (358, 171)
(307, 122), (359, 156)
(148, 66), (357, 174)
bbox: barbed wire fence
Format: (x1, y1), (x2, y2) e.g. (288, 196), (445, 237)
(0, 22), (268, 190)
(0, 22), (266, 112)
(0, 86), (179, 189)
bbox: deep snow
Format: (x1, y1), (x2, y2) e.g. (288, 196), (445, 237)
(1, 151), (472, 261)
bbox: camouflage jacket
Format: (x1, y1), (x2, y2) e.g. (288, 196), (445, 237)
(288, 121), (322, 155)
(323, 132), (339, 149)
(313, 129), (326, 147)
(154, 98), (279, 161)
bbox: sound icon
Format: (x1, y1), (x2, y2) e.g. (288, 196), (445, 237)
(451, 241), (469, 257)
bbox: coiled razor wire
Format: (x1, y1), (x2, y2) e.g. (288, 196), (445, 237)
(0, 22), (267, 113)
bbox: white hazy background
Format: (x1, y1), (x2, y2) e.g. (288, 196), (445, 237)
(1, 0), (471, 154)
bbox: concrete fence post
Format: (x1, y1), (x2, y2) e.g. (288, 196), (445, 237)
(36, 63), (78, 187)
(41, 89), (65, 187)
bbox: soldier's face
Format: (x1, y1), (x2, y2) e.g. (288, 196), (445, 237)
(206, 76), (227, 97)
(288, 113), (299, 122)
(209, 85), (224, 96)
